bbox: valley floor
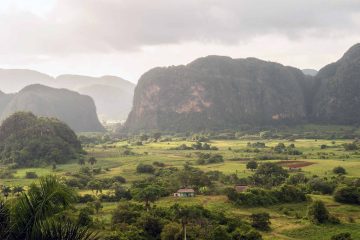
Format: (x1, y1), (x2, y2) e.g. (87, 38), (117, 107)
(2, 138), (360, 239)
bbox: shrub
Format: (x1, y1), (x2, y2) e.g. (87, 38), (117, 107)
(246, 160), (258, 171)
(231, 228), (262, 240)
(334, 186), (360, 204)
(252, 162), (289, 187)
(307, 200), (330, 224)
(77, 207), (93, 227)
(226, 185), (307, 207)
(331, 233), (353, 240)
(112, 176), (126, 183)
(153, 161), (165, 167)
(196, 153), (224, 165)
(333, 166), (347, 175)
(78, 194), (96, 203)
(308, 178), (336, 194)
(161, 223), (182, 240)
(343, 143), (358, 151)
(0, 169), (15, 179)
(250, 212), (271, 231)
(25, 171), (38, 179)
(136, 164), (155, 174)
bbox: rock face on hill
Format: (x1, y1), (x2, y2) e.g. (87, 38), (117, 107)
(0, 85), (105, 132)
(0, 112), (83, 167)
(125, 43), (360, 132)
(125, 56), (309, 131)
(312, 43), (360, 124)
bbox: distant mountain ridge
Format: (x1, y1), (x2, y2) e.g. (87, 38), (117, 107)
(125, 43), (360, 132)
(0, 84), (104, 132)
(0, 71), (135, 121)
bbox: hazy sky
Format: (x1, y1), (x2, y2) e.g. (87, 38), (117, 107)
(1, 0), (360, 82)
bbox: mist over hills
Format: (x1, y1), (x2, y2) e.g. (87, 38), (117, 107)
(302, 69), (318, 76)
(0, 71), (135, 121)
(125, 43), (360, 132)
(0, 84), (104, 132)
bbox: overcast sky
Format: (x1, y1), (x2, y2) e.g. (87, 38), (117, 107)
(1, 0), (360, 82)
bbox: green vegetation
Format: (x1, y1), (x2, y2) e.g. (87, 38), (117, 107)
(0, 112), (83, 168)
(1, 131), (360, 239)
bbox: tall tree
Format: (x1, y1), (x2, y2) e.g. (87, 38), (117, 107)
(171, 204), (203, 240)
(133, 185), (163, 211)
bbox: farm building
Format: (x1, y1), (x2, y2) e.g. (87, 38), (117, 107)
(235, 185), (249, 192)
(173, 188), (195, 197)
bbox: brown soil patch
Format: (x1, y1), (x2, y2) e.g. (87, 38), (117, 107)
(276, 160), (315, 168)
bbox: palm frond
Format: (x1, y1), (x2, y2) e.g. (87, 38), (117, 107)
(35, 220), (100, 240)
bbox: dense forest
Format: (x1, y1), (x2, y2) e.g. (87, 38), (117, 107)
(0, 112), (84, 168)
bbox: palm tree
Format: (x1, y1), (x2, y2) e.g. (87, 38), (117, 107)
(10, 175), (77, 239)
(171, 204), (203, 240)
(1, 186), (11, 200)
(12, 186), (24, 196)
(1, 175), (98, 240)
(78, 158), (85, 166)
(87, 157), (97, 170)
(0, 199), (11, 239)
(36, 220), (99, 240)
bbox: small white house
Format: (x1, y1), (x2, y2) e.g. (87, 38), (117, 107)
(173, 188), (195, 197)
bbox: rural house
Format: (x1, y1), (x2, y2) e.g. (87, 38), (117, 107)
(173, 188), (195, 197)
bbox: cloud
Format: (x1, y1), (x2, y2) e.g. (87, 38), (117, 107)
(1, 0), (360, 56)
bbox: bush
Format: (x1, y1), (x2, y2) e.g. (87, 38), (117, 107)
(331, 233), (353, 240)
(307, 200), (330, 224)
(77, 207), (93, 227)
(334, 186), (360, 204)
(78, 194), (96, 203)
(196, 153), (224, 165)
(161, 223), (182, 240)
(231, 228), (262, 240)
(333, 166), (347, 175)
(112, 176), (126, 183)
(25, 171), (38, 179)
(0, 169), (15, 179)
(136, 164), (155, 174)
(226, 185), (307, 207)
(153, 161), (165, 167)
(308, 178), (335, 194)
(250, 212), (271, 231)
(343, 143), (358, 151)
(252, 163), (289, 187)
(246, 160), (258, 171)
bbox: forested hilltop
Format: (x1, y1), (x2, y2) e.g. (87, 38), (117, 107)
(125, 43), (360, 132)
(0, 112), (84, 168)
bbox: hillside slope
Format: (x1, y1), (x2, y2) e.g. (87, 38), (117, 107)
(0, 84), (105, 132)
(312, 43), (360, 124)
